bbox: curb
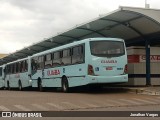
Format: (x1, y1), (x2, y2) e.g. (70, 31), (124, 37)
(126, 88), (160, 96)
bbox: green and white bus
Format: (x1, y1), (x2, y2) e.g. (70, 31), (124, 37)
(4, 57), (32, 90)
(30, 38), (128, 92)
(0, 65), (5, 88)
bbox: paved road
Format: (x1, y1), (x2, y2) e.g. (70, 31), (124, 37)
(0, 88), (160, 112)
(0, 88), (160, 120)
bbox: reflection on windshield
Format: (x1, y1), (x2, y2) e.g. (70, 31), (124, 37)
(90, 41), (125, 57)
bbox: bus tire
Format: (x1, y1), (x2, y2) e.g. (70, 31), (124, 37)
(18, 80), (23, 91)
(62, 77), (69, 93)
(7, 81), (10, 90)
(38, 79), (43, 92)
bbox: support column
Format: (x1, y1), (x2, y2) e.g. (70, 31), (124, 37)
(145, 40), (151, 86)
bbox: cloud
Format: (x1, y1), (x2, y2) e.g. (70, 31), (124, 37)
(0, 0), (159, 53)
(0, 0), (110, 53)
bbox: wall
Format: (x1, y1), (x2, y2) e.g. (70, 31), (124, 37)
(124, 46), (160, 86)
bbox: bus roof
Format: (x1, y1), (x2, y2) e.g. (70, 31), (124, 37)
(31, 37), (124, 57)
(5, 57), (28, 65)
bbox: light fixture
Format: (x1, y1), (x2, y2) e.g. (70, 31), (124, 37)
(145, 0), (150, 8)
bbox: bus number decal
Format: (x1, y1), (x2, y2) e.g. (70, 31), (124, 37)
(101, 60), (117, 63)
(47, 70), (60, 76)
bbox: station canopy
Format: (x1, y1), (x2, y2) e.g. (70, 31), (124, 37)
(1, 6), (160, 65)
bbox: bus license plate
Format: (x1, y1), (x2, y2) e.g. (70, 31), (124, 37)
(106, 67), (113, 70)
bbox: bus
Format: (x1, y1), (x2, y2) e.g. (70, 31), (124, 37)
(30, 38), (128, 92)
(0, 65), (5, 88)
(4, 57), (32, 90)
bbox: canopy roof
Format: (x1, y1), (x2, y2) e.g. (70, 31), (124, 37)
(1, 6), (160, 65)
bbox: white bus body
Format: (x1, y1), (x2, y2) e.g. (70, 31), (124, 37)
(4, 57), (32, 90)
(30, 38), (128, 92)
(0, 65), (5, 88)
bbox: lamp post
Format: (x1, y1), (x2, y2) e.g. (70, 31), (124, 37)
(145, 0), (150, 8)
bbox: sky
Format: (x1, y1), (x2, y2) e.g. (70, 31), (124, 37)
(0, 0), (160, 54)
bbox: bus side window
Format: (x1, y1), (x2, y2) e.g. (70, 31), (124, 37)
(12, 64), (14, 74)
(37, 56), (44, 70)
(7, 65), (10, 74)
(31, 58), (38, 70)
(5, 65), (11, 74)
(52, 51), (61, 67)
(11, 64), (13, 74)
(72, 45), (84, 64)
(18, 62), (20, 73)
(0, 67), (2, 76)
(13, 63), (16, 74)
(9, 65), (10, 74)
(3, 67), (6, 75)
(62, 49), (71, 65)
(16, 62), (19, 73)
(9, 65), (11, 74)
(25, 60), (28, 71)
(22, 60), (27, 72)
(20, 61), (23, 72)
(21, 61), (24, 72)
(45, 53), (52, 68)
(15, 63), (17, 74)
(3, 67), (6, 74)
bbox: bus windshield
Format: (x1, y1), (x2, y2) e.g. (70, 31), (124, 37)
(90, 41), (125, 57)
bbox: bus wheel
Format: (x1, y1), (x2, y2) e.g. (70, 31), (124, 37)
(7, 81), (10, 90)
(62, 77), (69, 93)
(18, 81), (23, 91)
(38, 79), (43, 92)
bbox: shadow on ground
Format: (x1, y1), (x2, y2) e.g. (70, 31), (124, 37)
(0, 85), (131, 94)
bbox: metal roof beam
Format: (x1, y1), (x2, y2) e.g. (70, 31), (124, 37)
(100, 17), (144, 37)
(125, 38), (145, 45)
(0, 57), (16, 63)
(128, 25), (144, 37)
(72, 16), (143, 40)
(10, 54), (24, 58)
(16, 51), (34, 56)
(27, 48), (40, 53)
(100, 16), (142, 27)
(45, 41), (64, 45)
(76, 28), (106, 37)
(2, 56), (17, 59)
(33, 45), (49, 49)
(59, 35), (80, 41)
(126, 31), (160, 46)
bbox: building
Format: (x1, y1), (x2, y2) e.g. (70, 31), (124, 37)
(0, 54), (8, 59)
(1, 6), (160, 86)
